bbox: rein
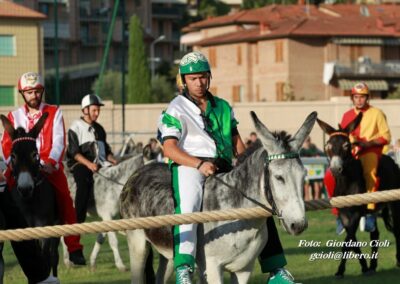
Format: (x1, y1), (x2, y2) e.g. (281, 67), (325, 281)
(208, 151), (300, 218)
(94, 171), (125, 186)
(209, 174), (276, 216)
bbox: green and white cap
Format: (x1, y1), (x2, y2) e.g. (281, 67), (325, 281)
(179, 51), (210, 75)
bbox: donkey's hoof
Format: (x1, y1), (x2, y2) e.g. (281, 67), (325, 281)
(363, 269), (375, 276)
(90, 265), (96, 272)
(334, 273), (344, 279)
(117, 265), (127, 272)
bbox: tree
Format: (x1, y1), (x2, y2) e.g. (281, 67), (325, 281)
(127, 15), (151, 103)
(199, 0), (230, 18)
(241, 0), (297, 9)
(92, 70), (126, 104)
(150, 76), (175, 103)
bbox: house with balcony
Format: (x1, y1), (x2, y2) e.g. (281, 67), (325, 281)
(182, 4), (400, 103)
(0, 1), (46, 106)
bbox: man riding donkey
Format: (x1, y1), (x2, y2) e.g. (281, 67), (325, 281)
(324, 82), (391, 234)
(66, 94), (117, 224)
(1, 72), (86, 269)
(159, 51), (300, 284)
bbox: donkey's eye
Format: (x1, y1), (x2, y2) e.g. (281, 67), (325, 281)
(274, 175), (285, 184)
(325, 143), (332, 151)
(31, 152), (39, 161)
(342, 142), (350, 150)
(10, 153), (16, 163)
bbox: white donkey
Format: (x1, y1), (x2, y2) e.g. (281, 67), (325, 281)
(64, 153), (144, 271)
(120, 111), (317, 284)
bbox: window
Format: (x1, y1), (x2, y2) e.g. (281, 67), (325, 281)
(275, 40), (283, 63)
(39, 3), (49, 15)
(0, 86), (14, 106)
(350, 46), (362, 61)
(232, 85), (243, 102)
(276, 82), (285, 101)
(237, 45), (242, 65)
(209, 47), (217, 67)
(0, 35), (15, 56)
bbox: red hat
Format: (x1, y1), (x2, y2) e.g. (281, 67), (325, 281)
(18, 72), (44, 92)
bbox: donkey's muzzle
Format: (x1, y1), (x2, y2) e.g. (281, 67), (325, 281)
(289, 219), (308, 235)
(17, 185), (34, 198)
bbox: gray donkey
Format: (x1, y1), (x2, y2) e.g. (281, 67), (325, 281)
(120, 111), (317, 284)
(64, 153), (144, 271)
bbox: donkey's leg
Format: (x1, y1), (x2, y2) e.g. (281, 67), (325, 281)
(126, 229), (150, 284)
(156, 254), (173, 284)
(61, 237), (70, 267)
(89, 233), (105, 271)
(92, 210), (126, 271)
(106, 231), (127, 271)
(229, 262), (255, 284)
(204, 259), (223, 284)
(369, 225), (380, 272)
(390, 201), (400, 267)
(0, 242), (4, 284)
(50, 238), (60, 277)
(349, 236), (369, 274)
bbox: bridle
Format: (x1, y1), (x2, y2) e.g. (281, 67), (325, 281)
(210, 151), (300, 219)
(11, 136), (44, 188)
(324, 131), (351, 162)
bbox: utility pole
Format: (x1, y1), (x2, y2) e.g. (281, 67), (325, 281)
(54, 0), (60, 106)
(121, 0), (126, 133)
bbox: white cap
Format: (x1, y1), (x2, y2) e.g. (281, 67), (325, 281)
(81, 94), (104, 109)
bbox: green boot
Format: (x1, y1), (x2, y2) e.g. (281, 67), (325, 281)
(267, 268), (301, 284)
(176, 265), (193, 284)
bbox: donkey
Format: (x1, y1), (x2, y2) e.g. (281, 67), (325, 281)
(317, 114), (400, 278)
(120, 111), (317, 284)
(0, 113), (60, 278)
(64, 153), (145, 271)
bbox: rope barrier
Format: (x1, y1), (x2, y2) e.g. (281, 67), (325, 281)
(1, 189), (400, 242)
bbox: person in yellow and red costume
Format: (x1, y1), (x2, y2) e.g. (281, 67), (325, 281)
(341, 82), (391, 232)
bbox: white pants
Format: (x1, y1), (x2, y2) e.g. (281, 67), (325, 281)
(172, 164), (205, 269)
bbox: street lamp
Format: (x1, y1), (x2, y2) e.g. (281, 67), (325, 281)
(150, 35), (165, 80)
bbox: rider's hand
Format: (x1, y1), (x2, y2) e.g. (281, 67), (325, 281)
(198, 161), (217, 177)
(87, 162), (99, 172)
(109, 158), (118, 166)
(42, 162), (56, 174)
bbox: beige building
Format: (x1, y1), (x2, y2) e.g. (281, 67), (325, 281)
(183, 4), (400, 103)
(0, 1), (46, 106)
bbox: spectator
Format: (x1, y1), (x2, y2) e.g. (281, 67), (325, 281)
(300, 136), (325, 200)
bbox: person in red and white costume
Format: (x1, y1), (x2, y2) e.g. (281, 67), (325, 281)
(1, 72), (86, 266)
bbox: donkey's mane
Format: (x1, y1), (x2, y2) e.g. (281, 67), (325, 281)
(14, 127), (29, 137)
(272, 130), (293, 152)
(236, 131), (293, 165)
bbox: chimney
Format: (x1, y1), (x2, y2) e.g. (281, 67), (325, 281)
(259, 21), (270, 35)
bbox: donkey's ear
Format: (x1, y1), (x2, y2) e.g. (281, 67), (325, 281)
(344, 112), (362, 133)
(289, 111), (318, 151)
(250, 111), (277, 151)
(29, 112), (49, 138)
(0, 114), (15, 139)
(317, 118), (336, 135)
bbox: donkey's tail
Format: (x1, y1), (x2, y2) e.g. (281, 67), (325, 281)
(381, 206), (394, 233)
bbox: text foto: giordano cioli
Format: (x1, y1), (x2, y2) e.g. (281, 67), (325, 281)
(298, 239), (390, 248)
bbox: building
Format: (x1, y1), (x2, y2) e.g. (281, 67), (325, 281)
(0, 1), (46, 106)
(183, 4), (400, 103)
(9, 0), (185, 103)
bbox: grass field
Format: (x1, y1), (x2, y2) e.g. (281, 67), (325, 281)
(2, 210), (399, 283)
